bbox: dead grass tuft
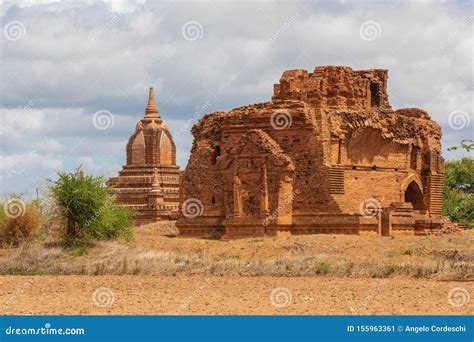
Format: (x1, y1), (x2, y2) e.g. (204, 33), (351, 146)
(0, 202), (42, 247)
(0, 241), (77, 275)
(0, 223), (472, 280)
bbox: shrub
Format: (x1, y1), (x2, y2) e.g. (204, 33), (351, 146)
(443, 189), (474, 228)
(0, 196), (42, 247)
(50, 169), (134, 243)
(445, 157), (474, 193)
(443, 157), (474, 228)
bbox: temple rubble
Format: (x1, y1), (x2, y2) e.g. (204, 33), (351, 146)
(176, 65), (460, 238)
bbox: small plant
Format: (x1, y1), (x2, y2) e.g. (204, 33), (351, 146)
(50, 168), (134, 245)
(379, 265), (396, 278)
(0, 196), (42, 247)
(316, 262), (330, 275)
(68, 243), (89, 257)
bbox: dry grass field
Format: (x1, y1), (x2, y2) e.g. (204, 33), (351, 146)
(0, 222), (473, 315)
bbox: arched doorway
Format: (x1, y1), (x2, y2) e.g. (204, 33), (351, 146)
(404, 181), (425, 210)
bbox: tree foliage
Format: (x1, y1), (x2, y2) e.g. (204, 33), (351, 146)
(443, 157), (473, 228)
(447, 139), (474, 153)
(50, 169), (134, 242)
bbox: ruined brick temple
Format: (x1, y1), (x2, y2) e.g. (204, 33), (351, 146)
(109, 87), (180, 224)
(177, 66), (449, 238)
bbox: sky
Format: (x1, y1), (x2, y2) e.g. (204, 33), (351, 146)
(0, 0), (473, 197)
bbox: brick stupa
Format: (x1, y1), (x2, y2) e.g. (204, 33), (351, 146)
(109, 86), (180, 224)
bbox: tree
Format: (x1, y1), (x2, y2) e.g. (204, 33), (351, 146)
(447, 139), (474, 153)
(50, 169), (134, 243)
(445, 157), (474, 193)
(443, 157), (473, 228)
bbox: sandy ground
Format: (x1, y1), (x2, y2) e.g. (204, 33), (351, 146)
(1, 224), (473, 315)
(1, 275), (472, 315)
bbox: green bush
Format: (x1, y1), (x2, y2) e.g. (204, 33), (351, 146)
(50, 169), (134, 243)
(443, 189), (474, 228)
(0, 196), (42, 247)
(445, 157), (474, 193)
(443, 157), (474, 228)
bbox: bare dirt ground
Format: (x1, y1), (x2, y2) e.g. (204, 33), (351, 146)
(0, 222), (473, 315)
(1, 275), (473, 315)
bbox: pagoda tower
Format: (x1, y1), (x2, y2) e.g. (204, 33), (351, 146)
(109, 86), (180, 224)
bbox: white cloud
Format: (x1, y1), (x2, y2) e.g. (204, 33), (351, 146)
(0, 151), (63, 192)
(35, 138), (64, 152)
(103, 0), (146, 14)
(0, 1), (472, 196)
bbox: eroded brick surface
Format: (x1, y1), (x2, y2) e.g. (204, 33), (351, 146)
(177, 66), (451, 238)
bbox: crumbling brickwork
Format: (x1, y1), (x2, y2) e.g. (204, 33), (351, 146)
(109, 87), (180, 224)
(177, 66), (450, 238)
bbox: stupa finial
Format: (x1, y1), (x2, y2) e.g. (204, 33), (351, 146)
(145, 86), (159, 117)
